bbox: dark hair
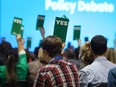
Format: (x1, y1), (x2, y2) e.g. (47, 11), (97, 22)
(75, 47), (80, 60)
(25, 49), (36, 62)
(6, 55), (17, 82)
(34, 47), (39, 58)
(64, 48), (75, 59)
(41, 36), (62, 57)
(1, 41), (12, 50)
(0, 42), (13, 65)
(0, 44), (2, 53)
(6, 49), (18, 83)
(90, 35), (107, 55)
(34, 40), (43, 58)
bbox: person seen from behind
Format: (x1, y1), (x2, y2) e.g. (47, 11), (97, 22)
(79, 35), (116, 87)
(33, 35), (80, 87)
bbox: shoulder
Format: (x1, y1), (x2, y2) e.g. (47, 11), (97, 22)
(39, 64), (57, 72)
(28, 60), (44, 71)
(0, 66), (6, 72)
(109, 67), (116, 76)
(35, 64), (58, 79)
(38, 59), (79, 73)
(79, 65), (94, 76)
(79, 65), (101, 87)
(79, 61), (101, 78)
(28, 60), (42, 66)
(108, 67), (116, 85)
(80, 61), (100, 71)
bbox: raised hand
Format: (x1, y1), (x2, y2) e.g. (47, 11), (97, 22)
(16, 34), (24, 51)
(40, 28), (45, 39)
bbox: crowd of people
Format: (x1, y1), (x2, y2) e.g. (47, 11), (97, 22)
(0, 29), (116, 87)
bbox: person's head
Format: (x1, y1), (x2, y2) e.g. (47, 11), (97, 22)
(90, 35), (107, 56)
(64, 48), (75, 59)
(80, 42), (94, 65)
(34, 40), (43, 58)
(75, 47), (80, 60)
(1, 41), (12, 50)
(41, 36), (62, 62)
(105, 48), (116, 63)
(25, 49), (36, 62)
(34, 47), (39, 58)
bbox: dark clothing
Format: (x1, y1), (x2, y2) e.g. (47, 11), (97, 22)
(0, 53), (6, 65)
(108, 67), (116, 87)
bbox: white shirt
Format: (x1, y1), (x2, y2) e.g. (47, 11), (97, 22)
(79, 56), (116, 87)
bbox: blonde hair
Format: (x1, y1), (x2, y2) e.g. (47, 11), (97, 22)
(80, 42), (94, 65)
(105, 48), (116, 64)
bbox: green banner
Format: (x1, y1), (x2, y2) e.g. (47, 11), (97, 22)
(53, 17), (69, 42)
(73, 25), (81, 40)
(36, 15), (45, 30)
(11, 17), (23, 35)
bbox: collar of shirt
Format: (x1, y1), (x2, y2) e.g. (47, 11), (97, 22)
(49, 55), (63, 64)
(94, 56), (107, 62)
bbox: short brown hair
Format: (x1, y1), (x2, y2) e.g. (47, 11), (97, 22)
(41, 36), (62, 57)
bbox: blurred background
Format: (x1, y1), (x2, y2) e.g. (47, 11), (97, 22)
(0, 0), (116, 51)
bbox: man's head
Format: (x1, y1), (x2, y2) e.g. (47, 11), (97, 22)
(90, 35), (107, 55)
(64, 48), (75, 59)
(41, 36), (62, 58)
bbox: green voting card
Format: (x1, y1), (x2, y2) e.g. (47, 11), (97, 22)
(36, 15), (45, 30)
(11, 17), (23, 35)
(73, 25), (81, 40)
(53, 17), (69, 42)
(27, 37), (32, 49)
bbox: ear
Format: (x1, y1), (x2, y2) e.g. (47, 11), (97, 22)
(38, 47), (43, 60)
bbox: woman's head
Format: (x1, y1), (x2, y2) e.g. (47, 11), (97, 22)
(80, 42), (94, 65)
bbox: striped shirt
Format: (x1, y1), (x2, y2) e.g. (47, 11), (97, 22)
(33, 59), (80, 87)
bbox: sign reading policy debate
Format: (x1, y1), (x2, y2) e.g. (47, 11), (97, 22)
(45, 0), (115, 14)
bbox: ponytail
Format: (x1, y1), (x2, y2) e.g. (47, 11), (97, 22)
(6, 55), (17, 83)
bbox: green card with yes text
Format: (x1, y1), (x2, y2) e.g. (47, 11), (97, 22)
(53, 17), (69, 42)
(11, 17), (23, 37)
